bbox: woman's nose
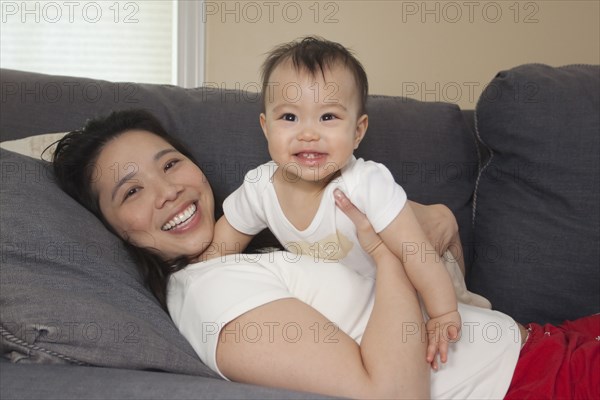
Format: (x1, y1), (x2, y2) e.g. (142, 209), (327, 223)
(155, 178), (183, 208)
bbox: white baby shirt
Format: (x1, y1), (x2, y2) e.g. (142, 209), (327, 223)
(222, 157), (407, 277)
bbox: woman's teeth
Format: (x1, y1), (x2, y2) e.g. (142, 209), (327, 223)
(161, 203), (197, 231)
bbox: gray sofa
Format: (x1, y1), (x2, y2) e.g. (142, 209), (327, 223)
(1, 64), (598, 399)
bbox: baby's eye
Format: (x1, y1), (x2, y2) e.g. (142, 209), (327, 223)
(321, 113), (336, 121)
(281, 113), (297, 122)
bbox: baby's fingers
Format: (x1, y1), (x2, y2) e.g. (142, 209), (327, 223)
(438, 337), (449, 364)
(426, 328), (440, 369)
(447, 323), (460, 341)
(430, 356), (439, 371)
(426, 342), (439, 370)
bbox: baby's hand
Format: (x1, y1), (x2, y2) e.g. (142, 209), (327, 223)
(425, 310), (461, 370)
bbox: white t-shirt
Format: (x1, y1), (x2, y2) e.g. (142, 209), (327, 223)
(167, 252), (521, 399)
(222, 157), (407, 277)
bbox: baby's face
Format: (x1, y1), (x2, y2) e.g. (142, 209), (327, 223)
(260, 60), (368, 185)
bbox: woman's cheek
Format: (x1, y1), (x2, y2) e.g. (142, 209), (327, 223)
(128, 230), (160, 250)
(116, 206), (154, 239)
(129, 210), (148, 228)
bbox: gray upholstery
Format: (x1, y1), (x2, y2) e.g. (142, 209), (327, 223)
(0, 358), (326, 399)
(469, 64), (600, 324)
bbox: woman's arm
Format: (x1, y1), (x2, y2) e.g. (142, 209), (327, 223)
(379, 202), (460, 366)
(409, 201), (465, 275)
(215, 191), (429, 399)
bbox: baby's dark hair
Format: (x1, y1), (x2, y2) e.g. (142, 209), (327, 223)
(260, 36), (369, 115)
(52, 109), (196, 310)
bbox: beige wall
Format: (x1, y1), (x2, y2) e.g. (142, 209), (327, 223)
(203, 0), (599, 109)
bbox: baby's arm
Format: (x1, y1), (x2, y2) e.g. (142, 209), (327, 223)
(212, 215), (255, 257)
(216, 164), (272, 258)
(379, 202), (460, 367)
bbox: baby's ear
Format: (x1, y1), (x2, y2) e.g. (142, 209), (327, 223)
(259, 113), (268, 138)
(354, 114), (368, 149)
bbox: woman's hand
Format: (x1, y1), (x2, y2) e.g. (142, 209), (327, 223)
(333, 189), (387, 259)
(409, 201), (457, 254)
(332, 194), (460, 262)
(409, 201), (466, 274)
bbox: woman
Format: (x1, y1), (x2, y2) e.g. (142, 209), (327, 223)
(52, 109), (599, 399)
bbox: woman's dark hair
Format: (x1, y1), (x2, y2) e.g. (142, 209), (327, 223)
(261, 36), (369, 115)
(52, 109), (200, 311)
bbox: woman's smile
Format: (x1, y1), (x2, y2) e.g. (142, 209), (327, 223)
(161, 202), (199, 232)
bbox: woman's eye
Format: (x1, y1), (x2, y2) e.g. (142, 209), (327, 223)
(123, 187), (139, 201)
(282, 113), (297, 122)
(164, 159), (180, 171)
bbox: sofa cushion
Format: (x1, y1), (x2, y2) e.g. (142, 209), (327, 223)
(0, 149), (218, 377)
(0, 361), (330, 400)
(469, 64), (600, 324)
(0, 132), (67, 160)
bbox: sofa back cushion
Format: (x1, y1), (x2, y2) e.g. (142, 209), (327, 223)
(0, 69), (478, 251)
(469, 64), (600, 324)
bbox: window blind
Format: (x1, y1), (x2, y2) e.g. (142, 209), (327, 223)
(0, 0), (175, 84)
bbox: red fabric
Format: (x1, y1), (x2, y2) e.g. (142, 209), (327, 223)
(505, 314), (600, 399)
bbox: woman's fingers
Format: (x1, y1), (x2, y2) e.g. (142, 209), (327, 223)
(334, 189), (368, 228)
(333, 189), (383, 255)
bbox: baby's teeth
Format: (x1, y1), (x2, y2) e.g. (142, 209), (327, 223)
(304, 153), (320, 159)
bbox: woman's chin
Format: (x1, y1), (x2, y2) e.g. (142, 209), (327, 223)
(168, 229), (215, 262)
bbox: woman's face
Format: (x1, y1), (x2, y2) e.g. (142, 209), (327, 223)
(93, 130), (215, 261)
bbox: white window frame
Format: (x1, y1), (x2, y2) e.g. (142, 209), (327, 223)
(175, 0), (205, 88)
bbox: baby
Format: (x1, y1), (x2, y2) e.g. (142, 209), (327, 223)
(214, 36), (486, 366)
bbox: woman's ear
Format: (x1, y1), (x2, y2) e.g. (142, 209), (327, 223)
(354, 114), (368, 149)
